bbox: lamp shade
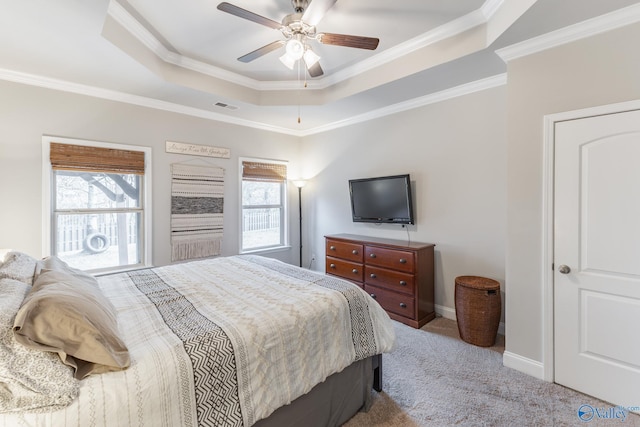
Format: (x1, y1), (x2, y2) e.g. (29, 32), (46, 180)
(303, 49), (320, 68)
(285, 39), (304, 60)
(279, 53), (296, 70)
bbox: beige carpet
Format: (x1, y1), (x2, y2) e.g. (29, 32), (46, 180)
(344, 318), (639, 426)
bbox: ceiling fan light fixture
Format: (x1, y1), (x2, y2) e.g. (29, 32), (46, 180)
(285, 38), (305, 60)
(219, 1), (378, 79)
(279, 53), (296, 69)
(303, 48), (320, 67)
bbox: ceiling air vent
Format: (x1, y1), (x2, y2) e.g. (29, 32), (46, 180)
(214, 102), (239, 111)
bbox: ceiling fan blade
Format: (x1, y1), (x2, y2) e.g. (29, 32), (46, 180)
(307, 62), (324, 78)
(301, 0), (337, 26)
(319, 33), (379, 50)
(217, 2), (282, 29)
(238, 40), (285, 63)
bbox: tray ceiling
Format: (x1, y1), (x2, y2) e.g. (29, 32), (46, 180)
(1, 0), (639, 134)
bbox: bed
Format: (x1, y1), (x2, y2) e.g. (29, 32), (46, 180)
(0, 252), (395, 426)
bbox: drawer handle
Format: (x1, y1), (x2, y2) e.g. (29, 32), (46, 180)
(370, 293), (377, 299)
(399, 303), (407, 308)
(399, 258), (407, 264)
(399, 280), (407, 286)
(369, 253), (376, 258)
(330, 263), (336, 269)
(352, 269), (358, 274)
(352, 249), (358, 255)
(370, 273), (377, 279)
(330, 246), (336, 251)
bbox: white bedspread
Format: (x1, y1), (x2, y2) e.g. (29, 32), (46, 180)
(1, 255), (395, 427)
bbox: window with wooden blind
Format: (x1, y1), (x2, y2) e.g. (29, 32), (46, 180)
(240, 158), (288, 252)
(43, 137), (152, 273)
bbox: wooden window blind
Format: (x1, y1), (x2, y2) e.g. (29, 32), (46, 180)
(242, 161), (287, 182)
(50, 142), (145, 175)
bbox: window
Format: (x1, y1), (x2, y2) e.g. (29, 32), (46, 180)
(240, 159), (288, 252)
(43, 138), (152, 273)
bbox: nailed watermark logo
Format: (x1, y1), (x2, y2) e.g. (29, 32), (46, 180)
(577, 404), (639, 423)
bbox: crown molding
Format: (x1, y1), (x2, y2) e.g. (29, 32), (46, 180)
(107, 0), (268, 90)
(107, 0), (497, 93)
(323, 8), (489, 88)
(481, 0), (505, 20)
(0, 66), (505, 138)
(299, 73), (507, 136)
(107, 0), (170, 58)
(0, 68), (300, 136)
(496, 2), (640, 62)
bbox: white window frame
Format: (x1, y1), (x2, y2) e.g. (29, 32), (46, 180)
(239, 157), (289, 254)
(42, 136), (153, 273)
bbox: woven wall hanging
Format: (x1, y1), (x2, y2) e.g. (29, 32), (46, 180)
(170, 163), (224, 261)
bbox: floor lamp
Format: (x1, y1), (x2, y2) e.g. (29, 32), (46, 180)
(293, 180), (307, 267)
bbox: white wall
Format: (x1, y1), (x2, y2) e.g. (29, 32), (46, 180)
(505, 22), (640, 370)
(300, 86), (508, 318)
(0, 80), (301, 266)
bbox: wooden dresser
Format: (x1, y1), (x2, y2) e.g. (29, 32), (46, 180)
(325, 234), (435, 328)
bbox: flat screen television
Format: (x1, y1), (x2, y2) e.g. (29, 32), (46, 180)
(349, 174), (415, 224)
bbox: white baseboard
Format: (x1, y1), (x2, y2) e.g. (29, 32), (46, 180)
(435, 304), (505, 336)
(435, 304), (457, 320)
(502, 351), (546, 380)
(435, 305), (546, 382)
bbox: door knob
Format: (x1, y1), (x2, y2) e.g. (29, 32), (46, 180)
(558, 264), (571, 274)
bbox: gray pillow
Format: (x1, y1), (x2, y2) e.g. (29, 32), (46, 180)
(13, 257), (130, 379)
(0, 251), (37, 284)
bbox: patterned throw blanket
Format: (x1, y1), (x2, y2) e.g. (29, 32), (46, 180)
(1, 255), (395, 426)
(127, 268), (244, 426)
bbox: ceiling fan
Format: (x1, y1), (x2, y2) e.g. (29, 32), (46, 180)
(217, 0), (379, 78)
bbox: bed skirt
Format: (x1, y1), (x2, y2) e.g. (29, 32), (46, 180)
(255, 354), (381, 427)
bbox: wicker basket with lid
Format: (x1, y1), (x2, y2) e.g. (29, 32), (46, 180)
(454, 276), (501, 347)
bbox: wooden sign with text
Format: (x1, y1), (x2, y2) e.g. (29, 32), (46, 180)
(165, 141), (231, 159)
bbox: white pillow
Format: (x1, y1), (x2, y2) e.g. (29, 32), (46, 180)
(0, 251), (38, 285)
(0, 248), (12, 266)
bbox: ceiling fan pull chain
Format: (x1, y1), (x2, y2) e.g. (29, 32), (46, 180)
(297, 61), (302, 124)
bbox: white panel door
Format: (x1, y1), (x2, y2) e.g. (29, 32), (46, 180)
(554, 109), (640, 407)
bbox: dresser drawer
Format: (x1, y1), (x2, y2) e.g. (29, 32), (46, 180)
(326, 239), (364, 263)
(365, 266), (415, 295)
(326, 257), (364, 282)
(365, 284), (415, 319)
(325, 234), (435, 328)
(365, 246), (415, 273)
